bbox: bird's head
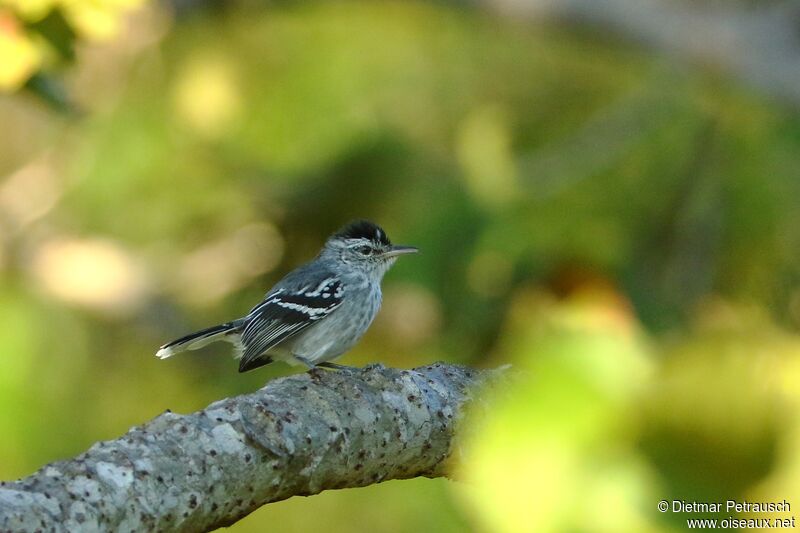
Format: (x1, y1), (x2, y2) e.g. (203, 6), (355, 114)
(322, 220), (418, 279)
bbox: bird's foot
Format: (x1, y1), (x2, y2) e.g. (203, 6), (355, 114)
(295, 356), (358, 374)
(315, 361), (359, 373)
(294, 355), (317, 370)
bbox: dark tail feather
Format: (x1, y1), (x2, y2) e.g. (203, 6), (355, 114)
(156, 320), (243, 359)
(238, 355), (274, 373)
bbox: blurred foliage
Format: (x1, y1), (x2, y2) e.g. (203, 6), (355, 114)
(0, 0), (143, 106)
(1, 1), (800, 532)
(460, 289), (800, 532)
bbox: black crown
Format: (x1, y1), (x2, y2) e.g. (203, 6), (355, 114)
(334, 220), (391, 245)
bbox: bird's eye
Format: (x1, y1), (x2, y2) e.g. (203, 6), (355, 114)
(355, 245), (372, 256)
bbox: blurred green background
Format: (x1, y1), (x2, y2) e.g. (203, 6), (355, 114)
(1, 0), (799, 531)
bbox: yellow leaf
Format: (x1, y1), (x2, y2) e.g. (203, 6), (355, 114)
(0, 16), (41, 90)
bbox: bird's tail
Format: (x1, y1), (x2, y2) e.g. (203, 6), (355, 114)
(156, 320), (244, 360)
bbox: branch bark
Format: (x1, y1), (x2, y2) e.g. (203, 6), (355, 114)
(0, 363), (496, 532)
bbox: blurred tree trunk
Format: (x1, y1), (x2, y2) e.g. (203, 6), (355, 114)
(484, 0), (800, 108)
(0, 363), (497, 532)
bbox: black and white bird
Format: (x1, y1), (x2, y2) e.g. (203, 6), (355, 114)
(156, 220), (418, 372)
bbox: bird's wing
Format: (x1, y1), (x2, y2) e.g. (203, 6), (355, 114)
(239, 272), (343, 372)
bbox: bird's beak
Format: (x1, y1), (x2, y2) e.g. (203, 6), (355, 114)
(382, 245), (419, 258)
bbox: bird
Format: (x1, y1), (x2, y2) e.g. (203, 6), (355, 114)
(155, 220), (418, 372)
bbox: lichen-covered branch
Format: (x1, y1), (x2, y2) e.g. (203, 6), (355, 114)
(0, 363), (496, 532)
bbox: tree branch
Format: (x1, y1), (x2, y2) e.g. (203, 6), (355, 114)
(0, 363), (496, 532)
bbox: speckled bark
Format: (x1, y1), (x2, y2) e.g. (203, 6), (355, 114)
(0, 363), (496, 532)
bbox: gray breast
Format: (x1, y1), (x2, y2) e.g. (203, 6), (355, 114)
(290, 283), (382, 364)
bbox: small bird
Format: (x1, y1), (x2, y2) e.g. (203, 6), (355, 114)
(156, 220), (418, 372)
